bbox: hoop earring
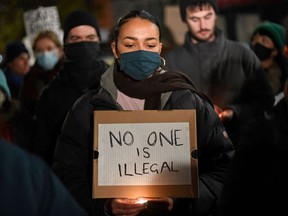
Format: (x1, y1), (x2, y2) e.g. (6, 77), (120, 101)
(160, 57), (166, 67)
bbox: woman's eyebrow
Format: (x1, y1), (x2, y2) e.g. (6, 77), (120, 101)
(122, 36), (137, 41)
(122, 36), (158, 41)
(145, 37), (158, 41)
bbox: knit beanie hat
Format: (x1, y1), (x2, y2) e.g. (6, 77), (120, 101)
(63, 10), (101, 42)
(0, 70), (11, 98)
(180, 0), (219, 22)
(253, 21), (286, 54)
(3, 41), (28, 65)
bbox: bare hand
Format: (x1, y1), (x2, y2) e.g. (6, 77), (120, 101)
(110, 198), (146, 216)
(108, 197), (173, 216)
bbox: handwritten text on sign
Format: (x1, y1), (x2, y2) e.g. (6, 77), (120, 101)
(23, 6), (61, 40)
(98, 122), (191, 186)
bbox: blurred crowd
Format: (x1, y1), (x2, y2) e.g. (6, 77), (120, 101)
(0, 0), (288, 215)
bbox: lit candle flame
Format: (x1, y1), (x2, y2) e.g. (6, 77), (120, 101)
(135, 198), (148, 204)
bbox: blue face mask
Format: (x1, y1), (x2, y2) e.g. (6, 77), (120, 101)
(36, 49), (59, 71)
(119, 50), (161, 80)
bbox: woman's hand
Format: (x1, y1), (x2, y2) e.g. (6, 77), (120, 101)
(109, 198), (147, 216)
(107, 197), (174, 216)
(146, 197), (173, 211)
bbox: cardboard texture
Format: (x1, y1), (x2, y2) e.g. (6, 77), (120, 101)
(93, 110), (198, 199)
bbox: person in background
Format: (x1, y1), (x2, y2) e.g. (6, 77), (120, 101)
(0, 139), (88, 216)
(20, 30), (63, 116)
(33, 10), (108, 165)
(52, 10), (234, 216)
(284, 19), (288, 98)
(0, 69), (12, 141)
(165, 0), (275, 147)
(218, 32), (288, 215)
(0, 67), (33, 151)
(250, 21), (288, 105)
(218, 21), (288, 215)
(1, 41), (30, 99)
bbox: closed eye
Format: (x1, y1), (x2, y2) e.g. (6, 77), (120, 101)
(124, 44), (135, 48)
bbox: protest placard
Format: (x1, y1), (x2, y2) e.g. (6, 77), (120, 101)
(23, 6), (62, 42)
(92, 110), (198, 199)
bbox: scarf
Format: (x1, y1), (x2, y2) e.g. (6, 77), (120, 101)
(113, 63), (210, 110)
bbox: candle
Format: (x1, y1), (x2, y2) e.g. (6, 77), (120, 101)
(135, 198), (148, 205)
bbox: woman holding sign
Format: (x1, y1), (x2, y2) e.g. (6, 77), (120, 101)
(52, 10), (234, 216)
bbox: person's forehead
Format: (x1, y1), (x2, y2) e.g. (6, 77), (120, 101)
(35, 37), (56, 47)
(253, 33), (274, 41)
(119, 18), (159, 37)
(186, 5), (214, 17)
(14, 53), (29, 60)
(68, 25), (97, 36)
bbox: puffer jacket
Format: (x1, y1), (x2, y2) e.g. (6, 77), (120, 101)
(52, 65), (234, 216)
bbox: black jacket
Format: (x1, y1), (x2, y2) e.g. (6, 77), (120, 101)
(53, 66), (234, 216)
(218, 98), (288, 216)
(20, 60), (62, 116)
(33, 59), (107, 165)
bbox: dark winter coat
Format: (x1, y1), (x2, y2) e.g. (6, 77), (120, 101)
(218, 97), (288, 216)
(33, 59), (107, 165)
(0, 100), (34, 152)
(20, 60), (62, 116)
(2, 67), (24, 99)
(165, 28), (275, 146)
(52, 65), (234, 216)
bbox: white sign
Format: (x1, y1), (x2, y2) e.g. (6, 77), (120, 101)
(93, 110), (198, 198)
(98, 122), (192, 186)
(23, 6), (62, 41)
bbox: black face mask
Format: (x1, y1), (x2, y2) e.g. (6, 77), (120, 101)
(251, 43), (274, 61)
(63, 41), (106, 90)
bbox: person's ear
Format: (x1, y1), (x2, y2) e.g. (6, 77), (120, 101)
(111, 41), (119, 59)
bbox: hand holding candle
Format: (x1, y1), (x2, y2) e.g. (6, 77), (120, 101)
(108, 197), (173, 215)
(109, 198), (147, 216)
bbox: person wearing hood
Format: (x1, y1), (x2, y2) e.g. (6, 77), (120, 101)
(33, 10), (108, 165)
(250, 21), (288, 105)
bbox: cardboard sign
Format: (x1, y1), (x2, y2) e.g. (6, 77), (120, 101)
(93, 110), (198, 199)
(23, 6), (62, 42)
